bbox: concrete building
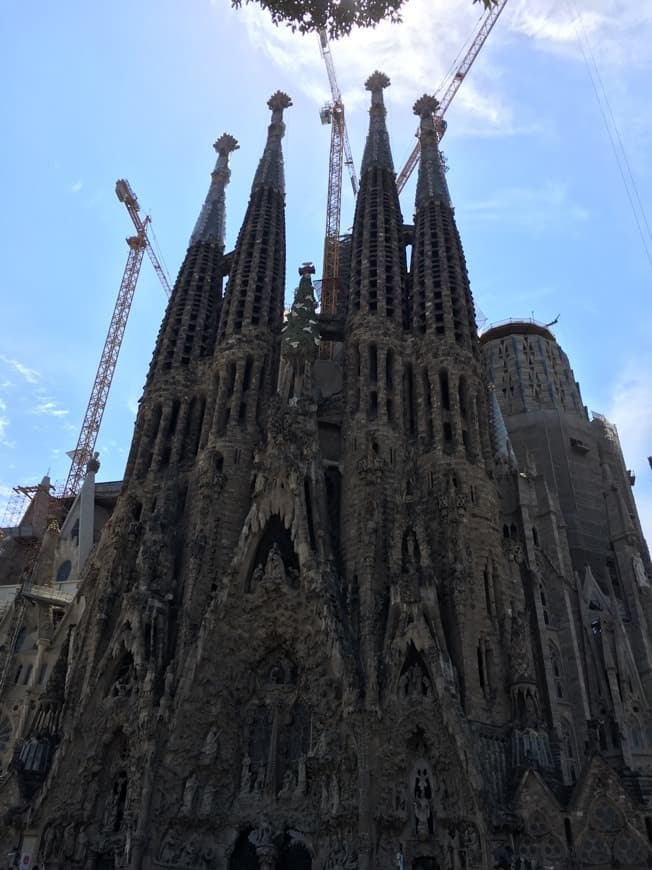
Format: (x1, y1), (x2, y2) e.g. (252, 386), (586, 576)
(0, 78), (650, 869)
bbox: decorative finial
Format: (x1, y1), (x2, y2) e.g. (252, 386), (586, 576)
(365, 71), (391, 93)
(214, 133), (239, 156)
(267, 91), (293, 112)
(298, 262), (316, 276)
(413, 94), (440, 119)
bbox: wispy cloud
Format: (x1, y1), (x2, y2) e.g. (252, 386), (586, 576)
(0, 355), (40, 384)
(463, 181), (589, 234)
(70, 179), (83, 193)
(31, 399), (69, 418)
(507, 0), (652, 68)
(238, 0), (515, 131)
(233, 0), (652, 142)
(0, 399), (13, 447)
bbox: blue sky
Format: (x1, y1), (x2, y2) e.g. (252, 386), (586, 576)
(1, 0), (651, 542)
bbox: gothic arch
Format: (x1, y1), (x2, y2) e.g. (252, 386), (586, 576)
(229, 829), (259, 870)
(277, 833), (312, 870)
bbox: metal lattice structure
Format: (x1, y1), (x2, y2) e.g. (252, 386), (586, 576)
(395, 0), (509, 193)
(62, 181), (172, 497)
(319, 30), (358, 323)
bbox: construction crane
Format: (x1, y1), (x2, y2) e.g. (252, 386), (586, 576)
(395, 0), (509, 194)
(318, 29), (358, 331)
(62, 181), (172, 497)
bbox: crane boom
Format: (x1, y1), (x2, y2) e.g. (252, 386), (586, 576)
(62, 181), (172, 497)
(319, 31), (358, 197)
(396, 0), (509, 194)
(116, 179), (173, 297)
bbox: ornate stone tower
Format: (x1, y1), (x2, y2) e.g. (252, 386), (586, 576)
(4, 79), (652, 870)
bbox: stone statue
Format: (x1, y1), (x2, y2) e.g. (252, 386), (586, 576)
(633, 554), (649, 588)
(325, 842), (358, 869)
(180, 841), (196, 866)
(159, 829), (179, 863)
(181, 772), (198, 816)
(198, 784), (214, 818)
(254, 763), (266, 794)
(240, 754), (252, 794)
(330, 772), (340, 813)
(279, 766), (295, 798)
(295, 755), (307, 796)
(264, 543), (286, 583)
(249, 816), (274, 848)
(62, 821), (76, 859)
(200, 725), (219, 765)
(414, 796), (432, 838)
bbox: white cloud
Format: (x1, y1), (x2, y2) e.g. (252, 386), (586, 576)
(506, 0), (652, 68)
(239, 0), (513, 130)
(234, 0), (652, 143)
(463, 181), (589, 234)
(70, 180), (83, 193)
(0, 355), (40, 384)
(31, 399), (69, 418)
(0, 398), (10, 445)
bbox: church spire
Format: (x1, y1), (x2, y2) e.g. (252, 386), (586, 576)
(348, 72), (406, 324)
(409, 94), (476, 348)
(360, 71), (394, 174)
(413, 95), (450, 209)
(218, 92), (292, 341)
(190, 133), (239, 247)
(142, 133), (239, 386)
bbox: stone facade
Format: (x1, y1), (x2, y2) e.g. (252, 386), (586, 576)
(0, 76), (651, 870)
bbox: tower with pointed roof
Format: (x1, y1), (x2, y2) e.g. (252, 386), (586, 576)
(3, 75), (652, 870)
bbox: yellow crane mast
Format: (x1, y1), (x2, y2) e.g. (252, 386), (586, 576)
(319, 29), (358, 333)
(62, 181), (171, 497)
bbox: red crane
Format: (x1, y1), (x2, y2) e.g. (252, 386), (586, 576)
(62, 181), (171, 497)
(396, 0), (509, 193)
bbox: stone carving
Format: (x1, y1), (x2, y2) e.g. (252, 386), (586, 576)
(415, 796), (432, 839)
(279, 765), (296, 798)
(198, 784), (214, 818)
(254, 763), (266, 794)
(399, 663), (432, 700)
(295, 754), (307, 796)
(200, 726), (219, 765)
(394, 782), (408, 820)
(249, 541), (300, 591)
(156, 830), (215, 868)
(249, 818), (277, 870)
(265, 542), (286, 582)
(240, 754), (252, 794)
(181, 772), (198, 816)
(324, 841), (358, 869)
(159, 829), (179, 863)
(633, 553), (649, 588)
(462, 823), (482, 866)
(413, 763), (434, 839)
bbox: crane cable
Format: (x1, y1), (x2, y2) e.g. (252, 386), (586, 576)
(565, 0), (652, 270)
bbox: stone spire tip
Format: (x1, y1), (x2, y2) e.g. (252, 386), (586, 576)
(413, 94), (440, 119)
(365, 71), (391, 93)
(268, 91), (293, 113)
(214, 133), (239, 156)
